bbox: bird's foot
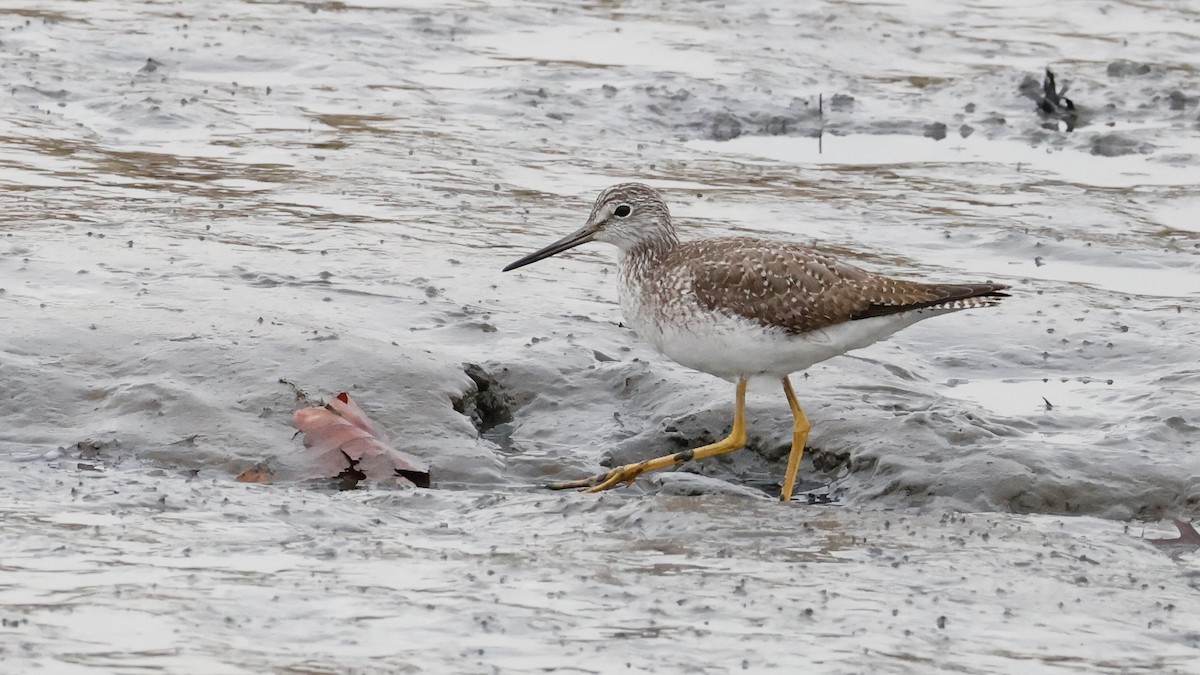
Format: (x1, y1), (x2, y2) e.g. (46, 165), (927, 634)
(545, 462), (649, 493)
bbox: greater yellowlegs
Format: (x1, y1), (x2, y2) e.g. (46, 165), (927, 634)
(503, 183), (1009, 501)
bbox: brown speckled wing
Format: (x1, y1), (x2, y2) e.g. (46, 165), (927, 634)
(850, 281), (1010, 321)
(686, 238), (1008, 334)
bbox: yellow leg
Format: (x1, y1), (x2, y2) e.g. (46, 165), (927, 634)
(779, 376), (811, 502)
(548, 378), (749, 493)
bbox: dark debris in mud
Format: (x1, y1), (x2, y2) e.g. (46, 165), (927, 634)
(1164, 90), (1197, 111)
(454, 363), (515, 434)
(571, 82), (831, 141)
(72, 438), (119, 459)
(924, 122), (948, 140)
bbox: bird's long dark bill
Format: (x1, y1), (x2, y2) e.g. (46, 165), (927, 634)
(502, 228), (594, 272)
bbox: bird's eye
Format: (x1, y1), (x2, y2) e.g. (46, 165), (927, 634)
(613, 204), (632, 218)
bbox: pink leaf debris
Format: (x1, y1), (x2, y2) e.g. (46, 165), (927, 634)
(327, 391), (388, 440)
(1146, 518), (1200, 557)
(293, 392), (430, 488)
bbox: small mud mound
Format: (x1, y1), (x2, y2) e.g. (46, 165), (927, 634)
(1091, 132), (1154, 157)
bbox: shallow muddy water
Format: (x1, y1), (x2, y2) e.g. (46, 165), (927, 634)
(1, 0), (1199, 672)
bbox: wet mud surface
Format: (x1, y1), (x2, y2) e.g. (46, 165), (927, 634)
(2, 0), (1199, 672)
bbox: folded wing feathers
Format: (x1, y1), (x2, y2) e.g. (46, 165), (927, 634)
(685, 239), (1009, 334)
(850, 281), (1010, 321)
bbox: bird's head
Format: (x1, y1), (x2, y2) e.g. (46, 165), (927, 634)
(503, 183), (674, 272)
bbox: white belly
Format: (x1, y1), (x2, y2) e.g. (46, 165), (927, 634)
(621, 284), (941, 380)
